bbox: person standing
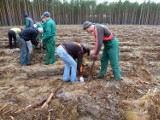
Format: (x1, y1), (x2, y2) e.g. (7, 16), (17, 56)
(8, 28), (21, 49)
(24, 13), (34, 28)
(56, 42), (90, 82)
(41, 11), (56, 65)
(83, 21), (121, 80)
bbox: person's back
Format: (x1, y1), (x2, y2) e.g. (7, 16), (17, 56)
(49, 18), (56, 37)
(26, 17), (34, 28)
(24, 13), (34, 28)
(8, 28), (21, 49)
(10, 28), (21, 35)
(19, 27), (39, 47)
(19, 27), (38, 41)
(63, 42), (83, 59)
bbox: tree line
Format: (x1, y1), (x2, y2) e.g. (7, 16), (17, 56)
(0, 0), (160, 26)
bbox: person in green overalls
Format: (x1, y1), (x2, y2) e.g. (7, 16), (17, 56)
(41, 11), (56, 65)
(83, 21), (121, 81)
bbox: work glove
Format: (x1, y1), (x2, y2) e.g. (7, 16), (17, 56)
(79, 76), (84, 82)
(92, 55), (98, 61)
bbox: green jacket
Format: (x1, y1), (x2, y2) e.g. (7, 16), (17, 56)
(42, 18), (56, 43)
(36, 22), (43, 28)
(36, 22), (43, 40)
(25, 17), (34, 28)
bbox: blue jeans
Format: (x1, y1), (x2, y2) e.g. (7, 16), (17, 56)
(17, 37), (31, 66)
(56, 45), (78, 82)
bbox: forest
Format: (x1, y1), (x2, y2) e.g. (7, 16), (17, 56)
(0, 0), (160, 26)
(0, 0), (160, 120)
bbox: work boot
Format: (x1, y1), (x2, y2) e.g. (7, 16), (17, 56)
(115, 78), (123, 81)
(93, 75), (106, 79)
(45, 62), (50, 65)
(25, 62), (33, 66)
(26, 62), (32, 66)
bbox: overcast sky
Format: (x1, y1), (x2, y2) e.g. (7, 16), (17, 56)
(97, 0), (160, 4)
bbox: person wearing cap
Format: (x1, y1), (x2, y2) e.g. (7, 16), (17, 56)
(41, 11), (56, 65)
(56, 42), (90, 83)
(83, 21), (121, 81)
(8, 28), (21, 49)
(17, 27), (43, 66)
(24, 13), (34, 28)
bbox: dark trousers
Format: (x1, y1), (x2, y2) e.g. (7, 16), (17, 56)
(8, 30), (17, 48)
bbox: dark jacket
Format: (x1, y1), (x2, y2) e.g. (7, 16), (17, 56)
(19, 27), (38, 46)
(63, 42), (85, 76)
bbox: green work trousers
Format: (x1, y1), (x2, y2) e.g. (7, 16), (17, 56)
(98, 37), (121, 80)
(44, 38), (56, 64)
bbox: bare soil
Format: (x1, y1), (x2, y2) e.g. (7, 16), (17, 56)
(0, 25), (160, 120)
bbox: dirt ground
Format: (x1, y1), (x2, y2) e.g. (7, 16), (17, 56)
(0, 25), (160, 120)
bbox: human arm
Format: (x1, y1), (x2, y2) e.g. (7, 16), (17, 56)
(93, 26), (104, 56)
(77, 52), (84, 77)
(31, 31), (38, 46)
(42, 21), (55, 42)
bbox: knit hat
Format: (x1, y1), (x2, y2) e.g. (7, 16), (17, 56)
(83, 21), (93, 30)
(24, 13), (29, 18)
(41, 11), (50, 19)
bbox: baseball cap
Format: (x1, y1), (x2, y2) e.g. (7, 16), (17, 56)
(41, 11), (50, 19)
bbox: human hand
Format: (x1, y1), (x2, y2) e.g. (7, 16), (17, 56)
(92, 55), (98, 61)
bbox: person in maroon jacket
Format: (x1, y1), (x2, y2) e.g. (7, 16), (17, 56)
(56, 42), (90, 82)
(83, 21), (121, 80)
